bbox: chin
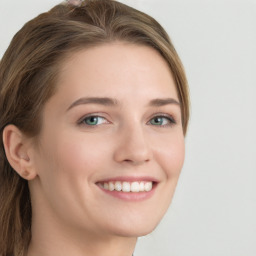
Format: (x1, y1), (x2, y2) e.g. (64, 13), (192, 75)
(106, 215), (163, 238)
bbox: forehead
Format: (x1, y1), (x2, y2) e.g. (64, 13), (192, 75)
(54, 42), (178, 102)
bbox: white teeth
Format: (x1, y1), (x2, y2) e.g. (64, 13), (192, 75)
(109, 182), (115, 191)
(131, 182), (140, 192)
(139, 182), (145, 192)
(144, 182), (153, 192)
(101, 181), (153, 192)
(122, 182), (130, 192)
(114, 181), (122, 191)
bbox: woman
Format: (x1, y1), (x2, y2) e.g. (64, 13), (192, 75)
(0, 0), (189, 255)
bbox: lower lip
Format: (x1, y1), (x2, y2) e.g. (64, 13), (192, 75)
(97, 184), (157, 201)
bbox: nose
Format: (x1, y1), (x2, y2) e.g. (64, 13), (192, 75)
(113, 124), (152, 165)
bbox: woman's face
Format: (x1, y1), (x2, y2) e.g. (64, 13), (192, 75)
(30, 42), (185, 238)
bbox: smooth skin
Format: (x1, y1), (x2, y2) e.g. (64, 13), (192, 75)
(4, 42), (185, 256)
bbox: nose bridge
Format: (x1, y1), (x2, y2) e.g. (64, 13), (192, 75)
(113, 120), (152, 165)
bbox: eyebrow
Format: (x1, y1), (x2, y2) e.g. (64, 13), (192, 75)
(67, 97), (180, 111)
(67, 97), (118, 111)
(148, 98), (180, 107)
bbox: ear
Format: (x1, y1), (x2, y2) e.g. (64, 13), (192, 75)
(3, 124), (37, 180)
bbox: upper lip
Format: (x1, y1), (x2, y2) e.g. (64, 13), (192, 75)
(96, 176), (160, 183)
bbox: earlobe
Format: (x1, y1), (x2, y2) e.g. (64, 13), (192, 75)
(3, 124), (37, 180)
(19, 168), (37, 180)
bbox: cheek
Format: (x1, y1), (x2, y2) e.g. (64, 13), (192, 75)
(46, 132), (111, 180)
(153, 132), (185, 178)
(33, 132), (112, 216)
(148, 132), (185, 221)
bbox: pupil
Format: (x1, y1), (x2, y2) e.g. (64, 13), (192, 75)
(152, 117), (163, 125)
(87, 117), (97, 124)
(155, 117), (161, 123)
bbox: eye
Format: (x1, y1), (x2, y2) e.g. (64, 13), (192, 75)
(80, 115), (108, 126)
(148, 115), (175, 127)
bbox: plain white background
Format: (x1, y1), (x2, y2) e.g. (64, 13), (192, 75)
(0, 0), (255, 255)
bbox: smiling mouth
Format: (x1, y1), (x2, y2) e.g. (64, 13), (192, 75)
(97, 181), (155, 193)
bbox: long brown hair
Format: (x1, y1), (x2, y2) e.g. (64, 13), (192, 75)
(0, 1), (190, 255)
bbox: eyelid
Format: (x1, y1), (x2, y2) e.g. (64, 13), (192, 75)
(77, 113), (110, 125)
(148, 113), (176, 126)
(77, 112), (177, 127)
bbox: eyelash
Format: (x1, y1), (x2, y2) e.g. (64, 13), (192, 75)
(148, 114), (176, 127)
(78, 114), (110, 126)
(78, 113), (176, 128)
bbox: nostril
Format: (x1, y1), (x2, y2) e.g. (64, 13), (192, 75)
(123, 158), (149, 165)
(113, 130), (152, 164)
